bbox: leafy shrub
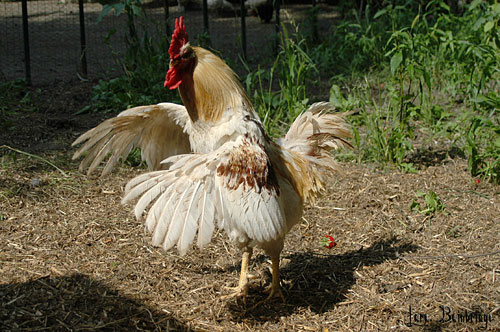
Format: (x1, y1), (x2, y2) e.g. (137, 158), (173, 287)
(80, 0), (180, 114)
(245, 23), (318, 137)
(310, 0), (499, 180)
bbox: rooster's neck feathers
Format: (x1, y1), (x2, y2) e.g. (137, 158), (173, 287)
(179, 47), (253, 124)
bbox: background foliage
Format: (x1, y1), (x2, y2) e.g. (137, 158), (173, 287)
(3, 0), (497, 183)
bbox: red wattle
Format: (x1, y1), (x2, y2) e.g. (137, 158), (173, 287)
(165, 68), (182, 90)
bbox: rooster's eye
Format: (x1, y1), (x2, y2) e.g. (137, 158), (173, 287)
(181, 49), (193, 59)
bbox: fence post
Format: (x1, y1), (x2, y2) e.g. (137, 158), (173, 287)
(274, 0), (281, 55)
(164, 0), (170, 35)
(78, 0), (88, 79)
(240, 0), (246, 60)
(202, 0), (209, 34)
(311, 0), (318, 43)
(21, 0), (31, 85)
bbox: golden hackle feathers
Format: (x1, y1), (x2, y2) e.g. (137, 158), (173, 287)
(190, 47), (253, 123)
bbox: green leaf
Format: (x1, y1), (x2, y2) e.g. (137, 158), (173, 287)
(104, 28), (117, 43)
(469, 0), (482, 10)
(484, 21), (494, 33)
(113, 3), (126, 16)
(75, 105), (92, 115)
(390, 51), (403, 75)
(373, 7), (389, 19)
(411, 14), (420, 30)
(131, 4), (142, 17)
(439, 1), (450, 12)
(97, 5), (113, 22)
(494, 137), (500, 148)
(423, 70), (431, 91)
(410, 200), (420, 211)
(329, 84), (346, 109)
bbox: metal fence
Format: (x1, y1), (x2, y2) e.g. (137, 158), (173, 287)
(0, 0), (279, 85)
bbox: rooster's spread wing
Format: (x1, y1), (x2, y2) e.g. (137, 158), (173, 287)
(122, 135), (286, 255)
(72, 103), (191, 176)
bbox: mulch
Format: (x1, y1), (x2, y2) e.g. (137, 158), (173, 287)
(1, 80), (499, 331)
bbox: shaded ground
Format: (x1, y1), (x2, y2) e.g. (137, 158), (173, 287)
(1, 81), (499, 331)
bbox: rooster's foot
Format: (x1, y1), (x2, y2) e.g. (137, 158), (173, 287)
(222, 283), (249, 301)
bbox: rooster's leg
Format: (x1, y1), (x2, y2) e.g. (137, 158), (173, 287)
(263, 254), (285, 302)
(222, 247), (253, 301)
(249, 254), (285, 309)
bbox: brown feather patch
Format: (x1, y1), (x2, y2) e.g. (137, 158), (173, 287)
(217, 135), (279, 195)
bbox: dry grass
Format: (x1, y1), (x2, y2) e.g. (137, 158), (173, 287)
(1, 76), (499, 331)
(1, 141), (499, 331)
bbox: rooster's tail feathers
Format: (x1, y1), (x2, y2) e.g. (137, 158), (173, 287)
(273, 102), (352, 204)
(280, 102), (352, 170)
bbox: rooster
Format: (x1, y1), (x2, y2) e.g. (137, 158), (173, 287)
(72, 17), (351, 302)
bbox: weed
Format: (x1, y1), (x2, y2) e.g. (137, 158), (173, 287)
(80, 0), (179, 114)
(465, 115), (500, 184)
(244, 22), (317, 137)
(446, 225), (461, 238)
(410, 190), (446, 215)
(309, 0), (500, 181)
(0, 80), (36, 128)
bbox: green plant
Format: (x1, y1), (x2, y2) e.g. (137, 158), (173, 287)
(309, 6), (386, 77)
(244, 63), (282, 136)
(97, 0), (144, 52)
(0, 80), (32, 128)
(317, 0), (500, 181)
(244, 22), (317, 137)
(277, 25), (318, 122)
(410, 190), (446, 215)
(80, 8), (179, 114)
(465, 114), (500, 184)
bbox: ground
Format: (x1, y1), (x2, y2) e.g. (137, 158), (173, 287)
(1, 78), (499, 332)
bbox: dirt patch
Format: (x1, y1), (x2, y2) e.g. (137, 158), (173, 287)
(0, 80), (100, 152)
(1, 82), (499, 331)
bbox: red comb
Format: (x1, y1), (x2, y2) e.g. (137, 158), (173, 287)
(169, 16), (189, 59)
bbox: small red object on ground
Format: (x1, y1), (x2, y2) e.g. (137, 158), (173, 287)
(321, 235), (335, 248)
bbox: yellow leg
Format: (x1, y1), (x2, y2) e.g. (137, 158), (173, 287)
(222, 248), (253, 301)
(264, 255), (285, 302)
(249, 254), (285, 309)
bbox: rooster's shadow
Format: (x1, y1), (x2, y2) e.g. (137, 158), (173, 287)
(0, 273), (192, 331)
(226, 237), (419, 322)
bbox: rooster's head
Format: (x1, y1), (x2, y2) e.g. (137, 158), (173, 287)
(165, 16), (195, 90)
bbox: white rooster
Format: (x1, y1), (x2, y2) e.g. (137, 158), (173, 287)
(72, 17), (351, 302)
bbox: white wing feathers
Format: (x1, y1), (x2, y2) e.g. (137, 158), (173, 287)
(197, 187), (216, 249)
(122, 152), (220, 255)
(72, 103), (191, 176)
(122, 137), (286, 255)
